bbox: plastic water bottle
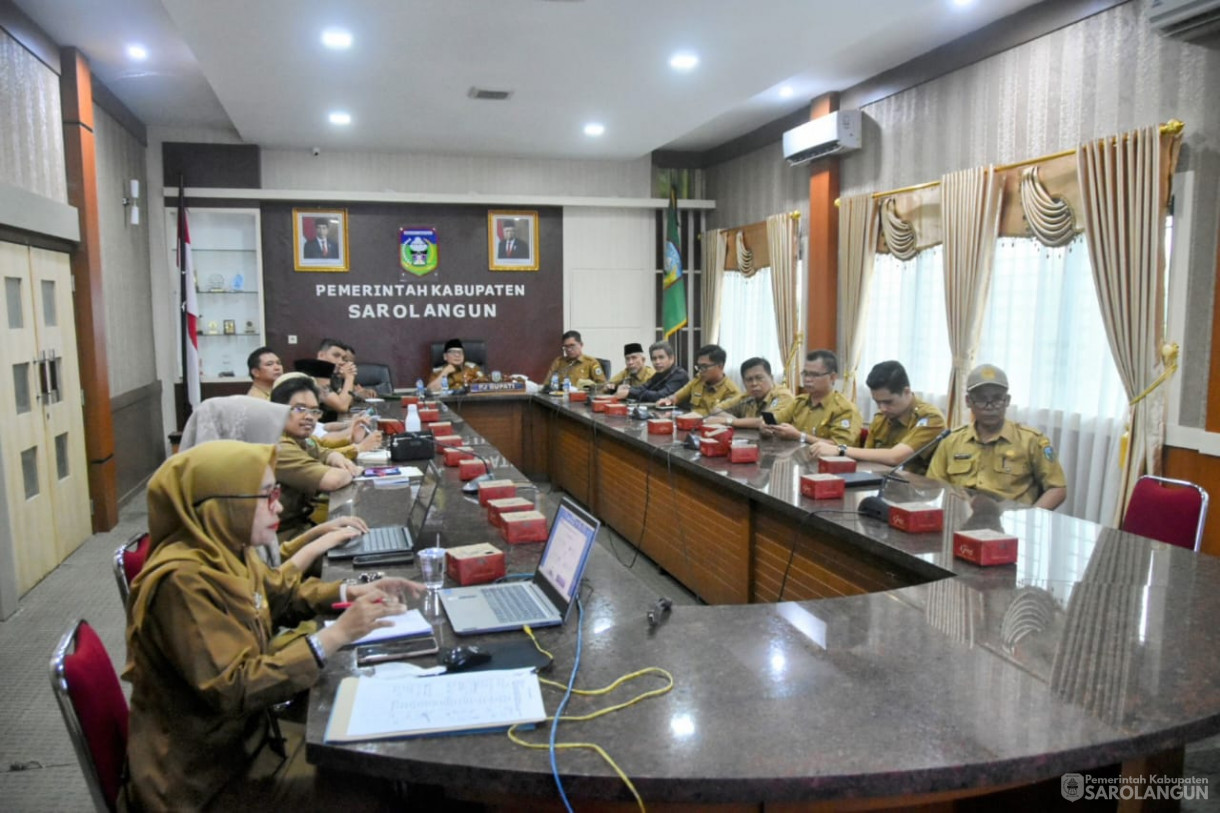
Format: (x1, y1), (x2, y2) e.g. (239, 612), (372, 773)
(563, 378), (572, 401)
(415, 378), (425, 399)
(551, 373), (559, 393)
(405, 403), (422, 433)
(441, 377), (451, 397)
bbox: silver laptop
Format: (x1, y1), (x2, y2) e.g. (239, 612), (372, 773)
(439, 498), (601, 635)
(327, 462), (440, 559)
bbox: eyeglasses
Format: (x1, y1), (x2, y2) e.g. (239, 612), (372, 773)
(289, 405), (324, 418)
(561, 343), (580, 350)
(801, 370), (832, 379)
(968, 395), (1009, 409)
(193, 484), (281, 509)
(695, 362), (721, 372)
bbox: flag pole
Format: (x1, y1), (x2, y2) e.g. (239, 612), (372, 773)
(177, 177), (189, 423)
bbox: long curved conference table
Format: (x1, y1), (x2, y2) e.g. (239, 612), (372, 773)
(307, 393), (1220, 810)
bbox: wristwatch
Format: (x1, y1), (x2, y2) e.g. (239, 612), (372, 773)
(799, 432), (808, 444)
(726, 415), (735, 426)
(305, 633), (327, 667)
(838, 444), (848, 457)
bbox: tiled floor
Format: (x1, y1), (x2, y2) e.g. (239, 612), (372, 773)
(2, 486), (1217, 812)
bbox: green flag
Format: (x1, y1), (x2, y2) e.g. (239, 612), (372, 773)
(662, 187), (687, 339)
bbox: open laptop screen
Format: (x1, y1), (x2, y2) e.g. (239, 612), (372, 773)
(537, 502), (598, 604)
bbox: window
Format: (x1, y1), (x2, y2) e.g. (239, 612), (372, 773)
(717, 268), (785, 387)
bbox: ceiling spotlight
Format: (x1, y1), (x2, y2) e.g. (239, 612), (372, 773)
(952, 0), (974, 6)
(583, 122), (605, 136)
(321, 29), (353, 49)
(329, 111), (352, 125)
(669, 52), (699, 71)
(126, 44), (148, 61)
(779, 85), (794, 98)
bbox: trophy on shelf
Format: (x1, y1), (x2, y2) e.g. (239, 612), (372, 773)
(223, 319), (236, 335)
(245, 320), (257, 334)
(208, 273), (225, 292)
(207, 320), (219, 335)
(232, 273), (244, 291)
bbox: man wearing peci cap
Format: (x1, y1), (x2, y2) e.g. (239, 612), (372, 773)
(603, 343), (654, 392)
(926, 363), (1067, 509)
(428, 339), (485, 391)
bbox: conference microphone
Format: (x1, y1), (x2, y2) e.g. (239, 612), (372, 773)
(459, 449), (500, 494)
(647, 596), (673, 627)
(630, 404), (651, 420)
(858, 426), (953, 522)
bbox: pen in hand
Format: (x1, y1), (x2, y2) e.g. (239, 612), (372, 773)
(331, 598), (384, 610)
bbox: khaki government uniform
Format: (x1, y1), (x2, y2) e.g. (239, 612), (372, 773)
(717, 385), (796, 420)
(431, 361), (485, 390)
(246, 385), (271, 400)
(864, 397), (946, 475)
(925, 419), (1067, 505)
(607, 365), (655, 389)
(275, 436), (331, 540)
(545, 354), (606, 385)
(771, 390), (863, 445)
(669, 376), (743, 416)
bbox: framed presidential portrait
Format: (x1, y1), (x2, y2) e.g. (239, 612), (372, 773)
(488, 210), (539, 271)
(293, 208), (349, 272)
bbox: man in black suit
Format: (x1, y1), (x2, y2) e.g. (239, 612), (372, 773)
(303, 217), (340, 260)
(497, 221), (529, 259)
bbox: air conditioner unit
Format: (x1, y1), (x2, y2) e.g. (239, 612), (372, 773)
(1147, 0), (1220, 39)
(782, 110), (862, 166)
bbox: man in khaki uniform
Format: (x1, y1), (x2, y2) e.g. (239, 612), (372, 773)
(810, 360), (945, 474)
(763, 349), (862, 447)
(544, 330), (606, 388)
(657, 344), (742, 415)
(926, 363), (1067, 509)
(707, 357), (794, 429)
(428, 338), (485, 391)
(603, 342), (654, 392)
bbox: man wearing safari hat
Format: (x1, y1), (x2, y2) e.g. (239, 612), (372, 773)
(603, 342), (654, 392)
(926, 363), (1067, 509)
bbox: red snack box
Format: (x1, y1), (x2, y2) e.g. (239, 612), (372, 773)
(818, 456), (857, 474)
(486, 497), (535, 528)
(500, 510), (549, 544)
(800, 473), (845, 500)
(443, 445), (477, 466)
(378, 419), (405, 435)
(592, 400), (611, 413)
(433, 434), (464, 449)
(477, 479), (517, 506)
(699, 424), (734, 443)
(605, 403), (629, 416)
(888, 502), (944, 533)
(459, 458), (488, 480)
(953, 529), (1019, 566)
(445, 543), (507, 586)
(424, 420), (453, 436)
(698, 437), (728, 457)
(400, 395), (420, 407)
(647, 418), (674, 435)
(568, 390), (588, 403)
(676, 414), (703, 432)
(728, 442), (759, 463)
(418, 407), (441, 422)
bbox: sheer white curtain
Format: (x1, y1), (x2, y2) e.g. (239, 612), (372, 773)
(718, 267), (785, 388)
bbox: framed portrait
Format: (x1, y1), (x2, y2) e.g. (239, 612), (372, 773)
(293, 208), (350, 272)
(222, 319), (236, 335)
(488, 210), (539, 271)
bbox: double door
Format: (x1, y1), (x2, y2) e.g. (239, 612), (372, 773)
(0, 242), (90, 596)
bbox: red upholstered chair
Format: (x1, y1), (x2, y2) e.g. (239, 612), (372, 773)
(49, 620), (130, 812)
(112, 532), (150, 606)
(858, 426), (869, 445)
(1121, 475), (1210, 552)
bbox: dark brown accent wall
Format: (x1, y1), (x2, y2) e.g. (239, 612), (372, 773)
(259, 202), (563, 386)
(60, 47), (118, 531)
(163, 143), (261, 189)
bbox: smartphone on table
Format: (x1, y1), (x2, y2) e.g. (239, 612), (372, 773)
(356, 636), (440, 666)
(761, 412), (778, 426)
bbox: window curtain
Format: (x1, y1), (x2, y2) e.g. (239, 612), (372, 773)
(701, 229), (727, 344)
(718, 268), (784, 388)
(836, 195), (879, 401)
(1076, 124), (1183, 522)
(766, 213), (801, 386)
(941, 166), (1003, 426)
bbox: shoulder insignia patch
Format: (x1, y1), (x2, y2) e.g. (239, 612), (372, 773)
(840, 418), (850, 427)
(916, 417), (928, 427)
(593, 366), (603, 376)
(1044, 445), (1057, 462)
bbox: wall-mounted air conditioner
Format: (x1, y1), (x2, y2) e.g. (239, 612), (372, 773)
(782, 110), (862, 166)
(1147, 0), (1220, 39)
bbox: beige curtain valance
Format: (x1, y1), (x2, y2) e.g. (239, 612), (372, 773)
(722, 221), (770, 270)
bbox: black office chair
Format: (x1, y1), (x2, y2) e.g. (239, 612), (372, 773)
(597, 358), (612, 380)
(429, 340), (488, 368)
(355, 362), (394, 396)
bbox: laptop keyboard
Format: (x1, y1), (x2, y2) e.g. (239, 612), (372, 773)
(483, 584), (547, 623)
(329, 526), (411, 558)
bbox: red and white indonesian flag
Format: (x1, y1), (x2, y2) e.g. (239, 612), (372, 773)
(177, 201), (201, 408)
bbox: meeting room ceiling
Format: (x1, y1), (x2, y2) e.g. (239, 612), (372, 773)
(16, 0), (1045, 159)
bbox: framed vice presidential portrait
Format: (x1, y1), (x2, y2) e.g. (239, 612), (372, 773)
(294, 208), (349, 272)
(488, 210), (538, 271)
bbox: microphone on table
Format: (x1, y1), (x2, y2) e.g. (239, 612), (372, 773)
(631, 404), (651, 420)
(647, 597), (673, 627)
(858, 427), (953, 523)
(459, 449), (500, 494)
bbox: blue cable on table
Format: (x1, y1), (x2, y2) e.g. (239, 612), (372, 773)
(549, 595), (584, 812)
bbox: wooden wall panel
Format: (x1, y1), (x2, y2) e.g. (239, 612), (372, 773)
(454, 399), (524, 471)
(549, 418), (593, 507)
(1163, 446), (1220, 556)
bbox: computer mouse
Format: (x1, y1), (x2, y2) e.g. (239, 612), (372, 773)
(439, 645), (491, 671)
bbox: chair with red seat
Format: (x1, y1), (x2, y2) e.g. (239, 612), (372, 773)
(858, 426), (869, 445)
(49, 619), (130, 812)
(112, 531), (150, 606)
(1121, 475), (1209, 552)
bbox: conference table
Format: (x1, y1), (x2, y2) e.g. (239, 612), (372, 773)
(307, 393), (1220, 810)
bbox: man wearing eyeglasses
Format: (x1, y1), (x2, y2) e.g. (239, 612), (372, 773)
(926, 364), (1066, 509)
(543, 330), (606, 389)
(706, 357), (794, 429)
(761, 349), (862, 447)
(656, 344), (742, 415)
(270, 375), (364, 542)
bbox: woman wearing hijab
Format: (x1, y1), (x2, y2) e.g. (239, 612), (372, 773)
(123, 440), (422, 810)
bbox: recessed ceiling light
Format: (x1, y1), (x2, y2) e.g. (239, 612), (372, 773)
(321, 29), (353, 49)
(583, 122), (605, 136)
(779, 86), (794, 98)
(669, 52), (698, 71)
(951, 0), (974, 6)
(329, 111), (352, 125)
(126, 44), (148, 60)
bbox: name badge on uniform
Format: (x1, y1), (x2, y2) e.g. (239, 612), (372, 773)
(953, 453), (972, 460)
(254, 592), (264, 611)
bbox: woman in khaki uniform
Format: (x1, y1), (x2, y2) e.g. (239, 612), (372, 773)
(123, 441), (422, 810)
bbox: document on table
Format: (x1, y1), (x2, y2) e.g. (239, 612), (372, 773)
(325, 610), (431, 645)
(324, 668), (546, 742)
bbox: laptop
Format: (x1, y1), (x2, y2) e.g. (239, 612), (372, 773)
(327, 462), (441, 559)
(439, 498), (601, 635)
